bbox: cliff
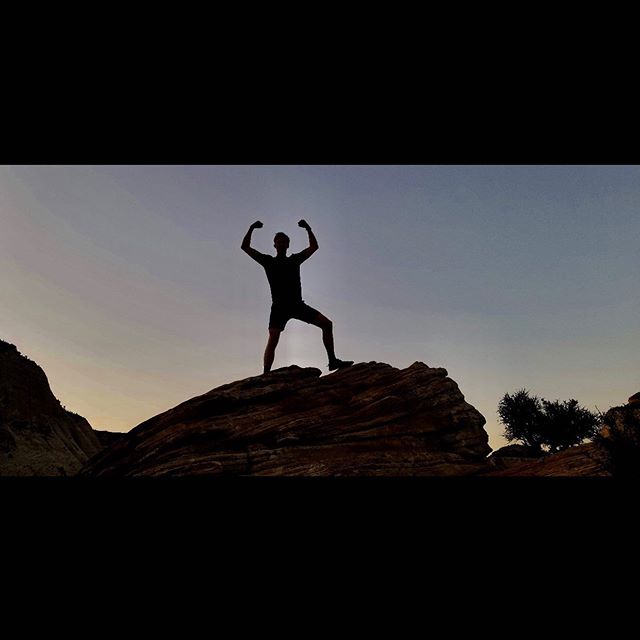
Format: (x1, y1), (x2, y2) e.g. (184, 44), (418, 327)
(0, 340), (103, 476)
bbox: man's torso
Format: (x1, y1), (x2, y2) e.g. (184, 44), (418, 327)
(261, 254), (303, 305)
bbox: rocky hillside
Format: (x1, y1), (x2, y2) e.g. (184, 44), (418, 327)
(81, 361), (492, 477)
(0, 340), (103, 476)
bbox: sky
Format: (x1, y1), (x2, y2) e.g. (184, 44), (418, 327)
(0, 165), (638, 451)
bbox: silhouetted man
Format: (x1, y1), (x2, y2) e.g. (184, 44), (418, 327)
(242, 219), (354, 375)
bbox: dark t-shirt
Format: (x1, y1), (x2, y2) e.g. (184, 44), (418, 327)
(254, 252), (305, 305)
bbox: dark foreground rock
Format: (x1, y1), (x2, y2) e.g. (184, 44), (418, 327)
(81, 361), (492, 477)
(488, 444), (546, 472)
(483, 442), (610, 476)
(95, 430), (127, 448)
(0, 340), (103, 476)
(593, 400), (640, 478)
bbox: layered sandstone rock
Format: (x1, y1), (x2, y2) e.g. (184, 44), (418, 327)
(488, 443), (545, 471)
(0, 340), (103, 476)
(81, 361), (492, 477)
(484, 442), (610, 476)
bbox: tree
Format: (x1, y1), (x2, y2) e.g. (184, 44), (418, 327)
(539, 398), (602, 453)
(497, 389), (545, 453)
(497, 389), (602, 453)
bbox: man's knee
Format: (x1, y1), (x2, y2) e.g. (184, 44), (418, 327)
(317, 315), (332, 330)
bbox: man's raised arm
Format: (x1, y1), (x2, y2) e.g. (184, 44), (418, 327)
(241, 221), (265, 261)
(297, 219), (318, 261)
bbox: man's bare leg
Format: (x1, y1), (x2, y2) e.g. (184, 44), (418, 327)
(263, 328), (281, 374)
(310, 313), (353, 370)
(321, 321), (336, 362)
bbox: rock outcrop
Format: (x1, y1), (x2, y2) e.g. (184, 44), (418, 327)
(593, 400), (640, 478)
(601, 401), (640, 438)
(484, 442), (610, 476)
(488, 443), (545, 471)
(81, 361), (491, 477)
(0, 340), (103, 476)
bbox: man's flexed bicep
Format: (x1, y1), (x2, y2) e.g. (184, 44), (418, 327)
(296, 219), (319, 263)
(295, 246), (318, 263)
(241, 220), (268, 264)
(243, 246), (269, 264)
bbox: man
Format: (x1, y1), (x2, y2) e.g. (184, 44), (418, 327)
(241, 219), (354, 375)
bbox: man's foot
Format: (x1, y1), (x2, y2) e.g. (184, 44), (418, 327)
(328, 358), (354, 371)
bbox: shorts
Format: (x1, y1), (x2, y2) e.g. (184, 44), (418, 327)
(269, 301), (321, 332)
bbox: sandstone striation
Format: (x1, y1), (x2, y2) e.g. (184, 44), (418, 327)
(484, 442), (610, 476)
(81, 361), (491, 477)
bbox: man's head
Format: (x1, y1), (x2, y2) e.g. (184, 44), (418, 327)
(274, 232), (290, 253)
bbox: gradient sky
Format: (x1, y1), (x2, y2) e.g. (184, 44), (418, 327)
(1, 165), (638, 451)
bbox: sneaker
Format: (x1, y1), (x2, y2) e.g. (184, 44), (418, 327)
(328, 358), (354, 371)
